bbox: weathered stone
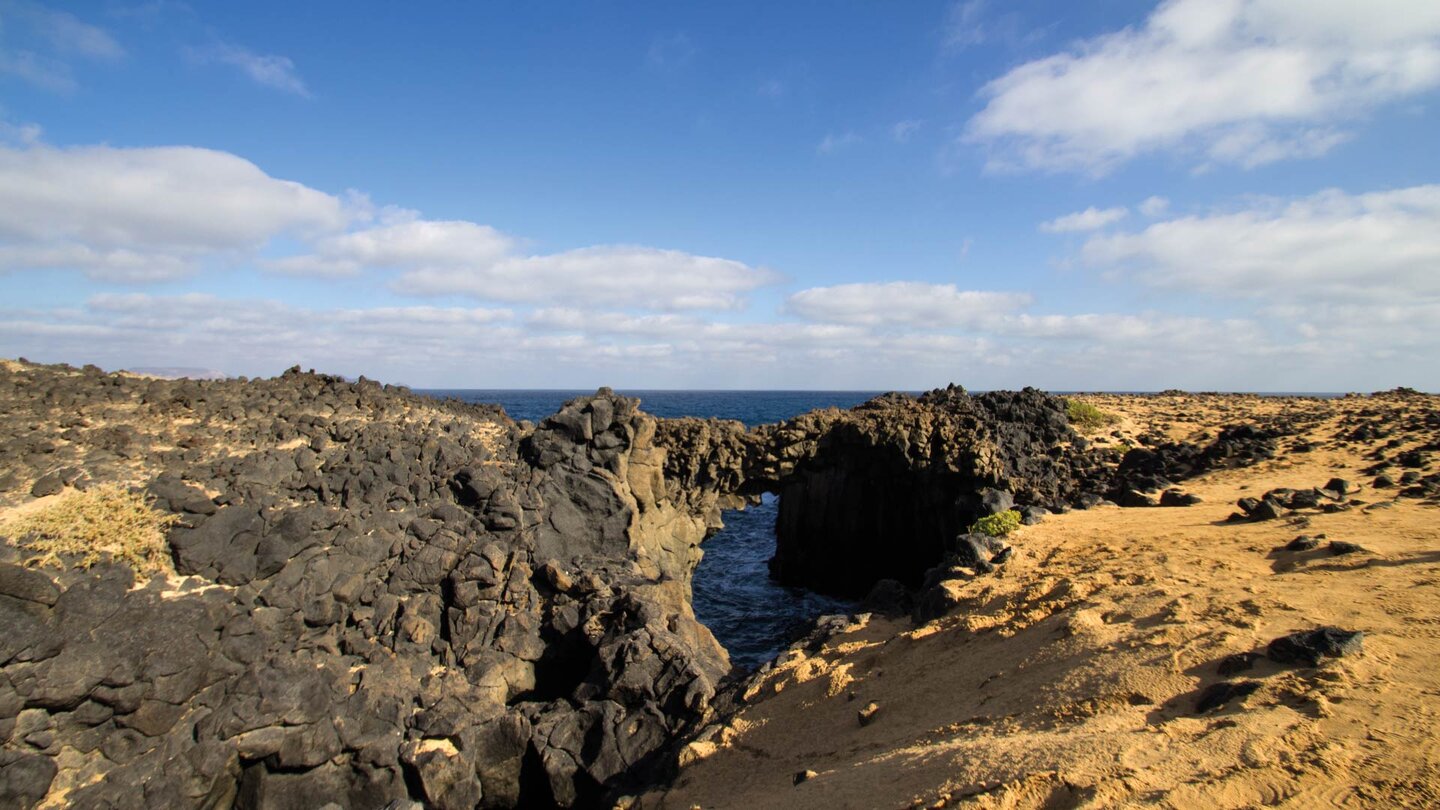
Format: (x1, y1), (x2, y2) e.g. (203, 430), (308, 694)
(0, 564), (59, 606)
(1268, 627), (1364, 667)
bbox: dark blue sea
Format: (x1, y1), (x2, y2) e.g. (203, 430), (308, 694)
(421, 389), (878, 670)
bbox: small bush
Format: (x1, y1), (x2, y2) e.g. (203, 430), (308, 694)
(1, 483), (178, 577)
(970, 509), (1022, 537)
(1064, 398), (1120, 433)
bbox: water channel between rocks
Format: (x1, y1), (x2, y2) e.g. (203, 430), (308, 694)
(691, 493), (856, 671)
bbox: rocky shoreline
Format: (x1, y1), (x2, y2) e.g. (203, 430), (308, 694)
(0, 359), (1434, 809)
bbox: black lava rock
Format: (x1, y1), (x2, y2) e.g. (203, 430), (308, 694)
(1267, 627), (1364, 667)
(1195, 680), (1262, 713)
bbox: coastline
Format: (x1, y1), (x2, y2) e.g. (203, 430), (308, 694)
(0, 359), (1436, 808)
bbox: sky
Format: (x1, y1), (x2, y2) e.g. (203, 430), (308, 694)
(0, 0), (1437, 391)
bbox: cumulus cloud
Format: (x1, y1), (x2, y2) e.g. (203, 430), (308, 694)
(0, 136), (773, 311)
(1138, 196), (1170, 217)
(787, 282), (1031, 327)
(264, 219), (515, 279)
(0, 142), (348, 280)
(1039, 206), (1129, 233)
(1080, 184), (1440, 299)
(393, 245), (776, 311)
(186, 41), (309, 96)
(966, 0), (1440, 172)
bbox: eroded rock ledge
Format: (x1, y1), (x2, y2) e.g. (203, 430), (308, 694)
(0, 363), (1294, 809)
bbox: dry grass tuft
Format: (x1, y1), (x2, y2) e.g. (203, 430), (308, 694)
(1, 483), (178, 576)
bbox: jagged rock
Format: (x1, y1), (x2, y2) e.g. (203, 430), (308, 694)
(979, 488), (1014, 515)
(1116, 488), (1158, 507)
(1267, 627), (1365, 667)
(1159, 489), (1202, 507)
(1246, 498), (1285, 521)
(0, 565), (59, 606)
(1195, 680), (1261, 713)
(1018, 505), (1049, 525)
(861, 579), (911, 615)
(0, 751), (58, 809)
(0, 363), (1338, 809)
(28, 473), (63, 498)
(1322, 477), (1355, 497)
(1328, 541), (1368, 556)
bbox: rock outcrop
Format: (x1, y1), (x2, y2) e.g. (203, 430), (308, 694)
(0, 363), (725, 808)
(0, 363), (1309, 808)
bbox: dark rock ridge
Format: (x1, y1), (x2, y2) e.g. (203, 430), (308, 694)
(0, 363), (725, 808)
(653, 386), (1289, 599)
(0, 363), (1299, 808)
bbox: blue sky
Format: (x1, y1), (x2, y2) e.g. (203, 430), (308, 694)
(1, 1), (1437, 390)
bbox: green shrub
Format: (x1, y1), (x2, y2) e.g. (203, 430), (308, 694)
(970, 509), (1022, 537)
(1064, 398), (1120, 433)
(1, 483), (178, 577)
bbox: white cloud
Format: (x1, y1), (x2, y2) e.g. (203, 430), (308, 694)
(1002, 312), (1264, 346)
(186, 42), (309, 96)
(394, 245), (776, 311)
(30, 7), (124, 60)
(758, 78), (785, 99)
(944, 0), (989, 49)
(966, 0), (1440, 172)
(1039, 206), (1129, 233)
(787, 282), (1031, 327)
(1081, 184), (1440, 299)
(0, 142), (348, 280)
(0, 50), (76, 92)
(0, 136), (773, 311)
(817, 132), (862, 155)
(527, 308), (704, 337)
(1138, 196), (1170, 217)
(264, 219), (515, 279)
(891, 120), (923, 143)
(0, 4), (122, 92)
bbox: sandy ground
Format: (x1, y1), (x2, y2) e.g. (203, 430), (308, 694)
(645, 393), (1440, 809)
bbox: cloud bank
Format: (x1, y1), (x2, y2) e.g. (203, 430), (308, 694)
(966, 0), (1440, 172)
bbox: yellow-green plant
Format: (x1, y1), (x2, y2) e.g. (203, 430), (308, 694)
(1064, 398), (1120, 433)
(1, 483), (178, 576)
(970, 509), (1021, 537)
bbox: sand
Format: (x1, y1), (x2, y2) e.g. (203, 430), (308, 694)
(645, 392), (1440, 809)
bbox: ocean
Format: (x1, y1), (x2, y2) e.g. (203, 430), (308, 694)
(421, 389), (879, 670)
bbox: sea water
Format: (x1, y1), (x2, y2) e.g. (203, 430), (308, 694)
(423, 389), (877, 670)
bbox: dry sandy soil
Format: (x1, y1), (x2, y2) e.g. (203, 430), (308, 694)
(645, 393), (1440, 809)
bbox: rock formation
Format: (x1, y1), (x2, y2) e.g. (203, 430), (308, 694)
(0, 362), (1306, 808)
(0, 364), (725, 808)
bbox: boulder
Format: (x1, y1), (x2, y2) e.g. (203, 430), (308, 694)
(1267, 627), (1364, 667)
